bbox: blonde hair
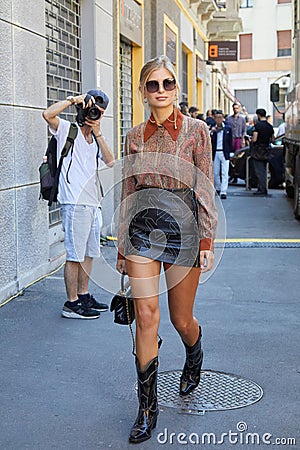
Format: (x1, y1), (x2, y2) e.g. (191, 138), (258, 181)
(138, 55), (180, 104)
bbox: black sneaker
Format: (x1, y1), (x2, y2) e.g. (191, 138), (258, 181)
(79, 294), (109, 312)
(61, 300), (101, 319)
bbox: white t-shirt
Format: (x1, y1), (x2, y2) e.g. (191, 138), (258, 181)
(276, 122), (285, 137)
(216, 126), (224, 150)
(50, 118), (103, 206)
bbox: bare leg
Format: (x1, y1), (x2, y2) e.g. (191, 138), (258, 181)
(126, 255), (161, 370)
(64, 261), (79, 301)
(165, 264), (202, 395)
(164, 263), (201, 345)
(78, 256), (93, 295)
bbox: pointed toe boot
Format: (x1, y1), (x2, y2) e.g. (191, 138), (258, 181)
(129, 357), (159, 444)
(180, 326), (203, 396)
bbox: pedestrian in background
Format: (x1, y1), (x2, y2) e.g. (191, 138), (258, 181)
(251, 108), (275, 196)
(205, 109), (216, 129)
(276, 114), (286, 138)
(42, 90), (114, 319)
(210, 110), (233, 199)
(189, 106), (199, 118)
(179, 101), (189, 115)
(196, 113), (206, 122)
(247, 114), (258, 138)
(227, 103), (247, 152)
(116, 55), (217, 444)
(266, 114), (273, 124)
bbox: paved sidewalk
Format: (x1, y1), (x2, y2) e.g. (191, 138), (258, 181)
(0, 187), (300, 450)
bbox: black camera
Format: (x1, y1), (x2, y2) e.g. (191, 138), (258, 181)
(76, 104), (102, 127)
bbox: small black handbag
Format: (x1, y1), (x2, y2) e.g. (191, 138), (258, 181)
(110, 274), (135, 325)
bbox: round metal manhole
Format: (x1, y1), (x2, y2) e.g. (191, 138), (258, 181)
(157, 370), (263, 415)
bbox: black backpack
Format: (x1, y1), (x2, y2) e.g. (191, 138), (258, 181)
(39, 123), (78, 206)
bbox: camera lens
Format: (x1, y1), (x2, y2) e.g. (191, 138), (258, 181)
(87, 106), (101, 121)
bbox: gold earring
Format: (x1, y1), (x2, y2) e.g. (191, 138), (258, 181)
(174, 94), (179, 108)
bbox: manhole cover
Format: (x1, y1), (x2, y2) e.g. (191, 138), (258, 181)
(157, 370), (263, 415)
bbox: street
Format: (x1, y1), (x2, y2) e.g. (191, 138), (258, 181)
(0, 185), (299, 450)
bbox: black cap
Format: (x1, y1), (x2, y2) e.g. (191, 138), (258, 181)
(86, 89), (109, 110)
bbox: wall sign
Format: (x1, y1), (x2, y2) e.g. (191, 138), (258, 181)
(196, 55), (204, 79)
(208, 41), (238, 61)
(120, 0), (142, 46)
(165, 25), (177, 66)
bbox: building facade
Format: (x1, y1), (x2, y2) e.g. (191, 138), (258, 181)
(228, 0), (292, 125)
(0, 0), (241, 303)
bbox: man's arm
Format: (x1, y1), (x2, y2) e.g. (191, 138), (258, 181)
(271, 133), (275, 145)
(252, 131), (258, 143)
(42, 94), (90, 131)
(241, 117), (247, 147)
(43, 94), (114, 166)
(83, 116), (114, 167)
(228, 127), (233, 153)
(94, 133), (114, 167)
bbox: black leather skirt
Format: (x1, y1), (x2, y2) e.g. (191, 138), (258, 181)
(125, 188), (200, 267)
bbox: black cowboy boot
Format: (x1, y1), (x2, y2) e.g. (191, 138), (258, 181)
(129, 357), (159, 444)
(179, 326), (203, 396)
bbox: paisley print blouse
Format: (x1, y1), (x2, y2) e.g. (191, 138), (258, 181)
(118, 112), (218, 258)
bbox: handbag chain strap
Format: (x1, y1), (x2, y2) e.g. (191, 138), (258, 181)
(122, 273), (136, 355)
(125, 297), (136, 356)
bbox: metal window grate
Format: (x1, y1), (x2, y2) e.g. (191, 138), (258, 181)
(45, 0), (81, 225)
(120, 40), (133, 158)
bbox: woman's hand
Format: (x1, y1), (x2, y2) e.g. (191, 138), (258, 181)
(200, 250), (214, 273)
(116, 258), (127, 275)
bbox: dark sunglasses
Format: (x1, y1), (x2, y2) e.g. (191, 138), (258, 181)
(145, 78), (176, 93)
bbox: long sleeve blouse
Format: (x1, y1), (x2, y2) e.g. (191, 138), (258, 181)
(118, 114), (218, 258)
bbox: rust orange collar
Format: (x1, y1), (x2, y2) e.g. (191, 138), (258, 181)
(144, 108), (184, 142)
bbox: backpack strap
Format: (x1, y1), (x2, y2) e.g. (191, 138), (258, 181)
(48, 122), (78, 206)
(61, 123), (78, 157)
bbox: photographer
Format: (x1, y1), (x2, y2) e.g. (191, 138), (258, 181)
(42, 90), (114, 319)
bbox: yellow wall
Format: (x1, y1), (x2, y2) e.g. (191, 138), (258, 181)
(132, 46), (144, 127)
(196, 80), (203, 111)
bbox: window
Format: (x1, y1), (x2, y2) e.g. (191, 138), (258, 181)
(277, 30), (292, 57)
(240, 0), (253, 8)
(45, 0), (81, 226)
(120, 40), (133, 158)
(273, 87), (287, 127)
(181, 49), (188, 102)
(234, 89), (258, 115)
(239, 34), (252, 60)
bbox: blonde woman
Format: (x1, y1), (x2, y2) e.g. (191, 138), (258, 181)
(116, 55), (217, 444)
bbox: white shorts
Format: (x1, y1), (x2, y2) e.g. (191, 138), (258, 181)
(61, 204), (103, 262)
